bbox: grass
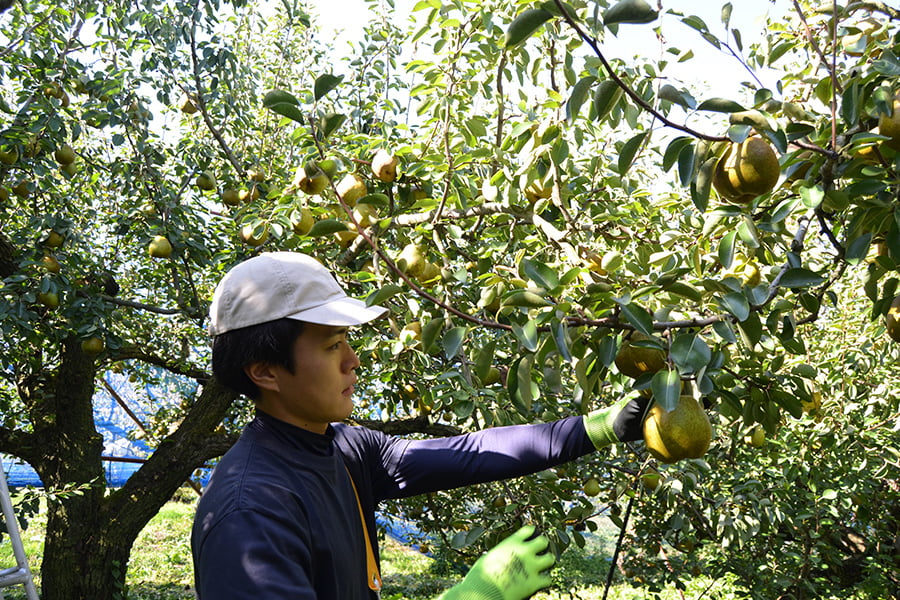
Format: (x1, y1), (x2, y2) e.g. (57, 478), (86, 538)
(0, 491), (736, 600)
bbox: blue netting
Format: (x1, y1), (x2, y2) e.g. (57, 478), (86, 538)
(4, 371), (211, 488)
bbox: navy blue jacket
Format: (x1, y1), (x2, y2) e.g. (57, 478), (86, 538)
(191, 411), (595, 599)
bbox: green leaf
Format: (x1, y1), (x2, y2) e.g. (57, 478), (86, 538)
(729, 109), (775, 131)
(737, 216), (760, 248)
(566, 76), (597, 121)
(664, 282), (702, 302)
(512, 355), (536, 412)
(658, 84), (696, 109)
(263, 89), (300, 108)
(593, 79), (623, 122)
(598, 335), (618, 367)
(650, 369), (681, 411)
(780, 268), (824, 288)
(365, 284), (404, 306)
(504, 8), (554, 47)
(464, 117), (487, 138)
(512, 320), (539, 352)
(358, 193), (390, 206)
(263, 89), (306, 123)
(718, 230), (738, 268)
(307, 218), (347, 236)
(662, 136), (693, 172)
(422, 318), (444, 355)
(520, 258), (559, 291)
(737, 312), (763, 347)
(798, 184), (824, 209)
(615, 300), (654, 337)
(314, 74), (344, 101)
(692, 156), (716, 212)
(669, 333), (712, 374)
(551, 320), (573, 363)
(697, 97), (746, 113)
(319, 112), (347, 139)
(720, 291), (751, 322)
(677, 144), (696, 188)
(617, 131), (647, 174)
(712, 320), (737, 343)
(845, 234), (873, 266)
(474, 340), (496, 381)
(604, 0), (659, 25)
(502, 290), (552, 308)
(442, 326), (467, 358)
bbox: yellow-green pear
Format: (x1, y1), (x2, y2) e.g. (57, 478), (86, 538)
(371, 149), (399, 183)
(148, 235), (173, 258)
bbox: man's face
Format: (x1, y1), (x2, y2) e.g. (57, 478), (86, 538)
(256, 323), (361, 433)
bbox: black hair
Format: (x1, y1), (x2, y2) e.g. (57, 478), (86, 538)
(211, 318), (306, 400)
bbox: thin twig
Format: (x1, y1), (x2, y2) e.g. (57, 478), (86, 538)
(551, 0), (728, 143)
(189, 0), (244, 177)
(602, 494), (635, 600)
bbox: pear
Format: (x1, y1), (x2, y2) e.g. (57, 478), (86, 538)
(397, 243), (426, 277)
(352, 203), (378, 228)
(81, 337), (105, 355)
(291, 207), (315, 235)
(293, 164), (329, 195)
(614, 332), (667, 378)
(240, 223), (269, 247)
(416, 261), (441, 283)
(884, 295), (900, 342)
(54, 144), (76, 165)
(196, 171), (217, 192)
(246, 167), (266, 183)
(371, 149), (399, 183)
(12, 179), (31, 199)
(238, 185), (260, 203)
(335, 173), (367, 207)
(178, 93), (198, 114)
(524, 180), (552, 203)
(221, 188), (240, 207)
(0, 146), (19, 165)
(148, 235), (173, 258)
(712, 137), (780, 204)
(878, 95), (900, 151)
(643, 395), (712, 463)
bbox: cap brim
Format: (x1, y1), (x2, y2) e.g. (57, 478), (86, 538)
(286, 296), (388, 326)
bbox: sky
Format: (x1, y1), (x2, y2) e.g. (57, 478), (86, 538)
(306, 0), (784, 94)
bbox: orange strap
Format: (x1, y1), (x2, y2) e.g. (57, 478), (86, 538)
(345, 467), (382, 594)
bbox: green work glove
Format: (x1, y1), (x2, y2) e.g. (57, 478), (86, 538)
(583, 394), (653, 450)
(437, 525), (555, 600)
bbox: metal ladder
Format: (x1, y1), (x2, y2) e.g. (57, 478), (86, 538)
(0, 461), (39, 600)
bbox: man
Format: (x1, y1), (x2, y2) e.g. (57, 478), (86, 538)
(191, 251), (651, 599)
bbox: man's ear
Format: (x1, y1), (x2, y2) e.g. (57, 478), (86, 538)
(245, 362), (281, 393)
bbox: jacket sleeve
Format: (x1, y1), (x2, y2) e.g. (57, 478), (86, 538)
(360, 416), (596, 500)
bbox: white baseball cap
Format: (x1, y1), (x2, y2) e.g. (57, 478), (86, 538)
(208, 252), (387, 335)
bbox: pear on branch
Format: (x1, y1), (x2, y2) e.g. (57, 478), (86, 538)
(371, 149), (399, 183)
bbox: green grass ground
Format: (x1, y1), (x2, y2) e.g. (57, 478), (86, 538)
(0, 493), (736, 599)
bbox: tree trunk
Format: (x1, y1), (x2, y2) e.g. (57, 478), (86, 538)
(14, 338), (239, 599)
(40, 494), (133, 600)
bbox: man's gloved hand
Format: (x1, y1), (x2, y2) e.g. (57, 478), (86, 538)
(437, 525), (555, 600)
(583, 394), (653, 450)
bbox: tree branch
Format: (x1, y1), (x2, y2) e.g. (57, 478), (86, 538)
(188, 0), (244, 177)
(552, 0), (728, 143)
(349, 416), (462, 437)
(111, 346), (210, 383)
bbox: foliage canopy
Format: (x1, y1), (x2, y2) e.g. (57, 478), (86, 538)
(0, 0), (899, 598)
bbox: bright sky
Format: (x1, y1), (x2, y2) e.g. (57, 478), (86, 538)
(307, 0), (783, 95)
